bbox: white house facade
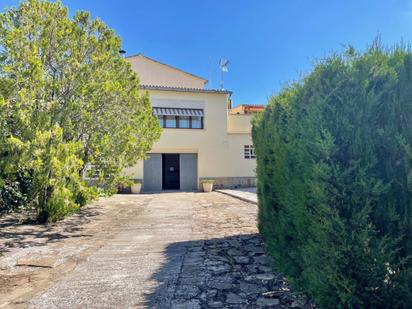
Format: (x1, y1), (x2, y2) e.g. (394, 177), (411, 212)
(123, 54), (260, 191)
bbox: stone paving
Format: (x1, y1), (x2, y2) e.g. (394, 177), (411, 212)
(1, 192), (311, 308)
(164, 235), (310, 308)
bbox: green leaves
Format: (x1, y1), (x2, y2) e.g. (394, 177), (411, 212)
(0, 0), (160, 220)
(407, 170), (412, 192)
(253, 42), (412, 308)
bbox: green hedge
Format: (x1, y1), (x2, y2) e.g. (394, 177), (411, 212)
(252, 43), (412, 308)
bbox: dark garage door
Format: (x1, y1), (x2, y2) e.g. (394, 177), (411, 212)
(163, 154), (180, 190)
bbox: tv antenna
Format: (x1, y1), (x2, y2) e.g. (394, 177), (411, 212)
(219, 58), (229, 90)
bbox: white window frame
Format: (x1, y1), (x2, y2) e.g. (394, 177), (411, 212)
(244, 145), (256, 159)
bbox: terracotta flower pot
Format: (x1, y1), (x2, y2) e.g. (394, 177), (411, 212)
(131, 183), (142, 194)
(202, 182), (213, 192)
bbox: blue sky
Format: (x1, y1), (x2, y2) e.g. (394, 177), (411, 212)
(2, 1), (412, 105)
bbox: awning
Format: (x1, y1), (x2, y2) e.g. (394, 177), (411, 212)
(153, 107), (204, 117)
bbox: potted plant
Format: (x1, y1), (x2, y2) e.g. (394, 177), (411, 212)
(130, 179), (142, 194)
(117, 177), (133, 194)
(202, 179), (215, 192)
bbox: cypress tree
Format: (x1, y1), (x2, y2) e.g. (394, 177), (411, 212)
(253, 42), (412, 308)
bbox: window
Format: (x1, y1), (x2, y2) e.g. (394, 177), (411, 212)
(157, 115), (164, 128)
(244, 145), (256, 159)
(191, 116), (202, 129)
(179, 116), (190, 128)
(165, 116), (177, 128)
(153, 108), (204, 129)
(156, 115), (204, 129)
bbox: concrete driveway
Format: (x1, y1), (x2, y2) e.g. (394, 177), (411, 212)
(0, 192), (310, 308)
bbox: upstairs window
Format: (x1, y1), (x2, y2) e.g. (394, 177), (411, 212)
(157, 115), (164, 128)
(179, 116), (190, 128)
(165, 116), (177, 128)
(244, 145), (256, 159)
(153, 107), (204, 129)
(191, 116), (202, 129)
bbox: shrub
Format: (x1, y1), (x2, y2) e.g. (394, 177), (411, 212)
(0, 171), (34, 213)
(0, 0), (161, 221)
(253, 42), (412, 308)
(40, 187), (80, 223)
(201, 179), (215, 184)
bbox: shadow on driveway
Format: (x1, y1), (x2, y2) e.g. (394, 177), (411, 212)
(0, 205), (101, 254)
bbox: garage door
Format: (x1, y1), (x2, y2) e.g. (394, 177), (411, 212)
(143, 154), (162, 192)
(180, 154), (198, 191)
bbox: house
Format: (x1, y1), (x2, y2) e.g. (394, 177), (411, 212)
(123, 54), (260, 191)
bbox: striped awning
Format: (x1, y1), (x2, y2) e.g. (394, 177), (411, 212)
(153, 107), (204, 117)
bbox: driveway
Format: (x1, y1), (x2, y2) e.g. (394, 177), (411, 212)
(0, 192), (310, 308)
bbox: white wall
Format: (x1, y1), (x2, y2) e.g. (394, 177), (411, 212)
(126, 55), (207, 89)
(123, 89), (256, 180)
(227, 114), (253, 133)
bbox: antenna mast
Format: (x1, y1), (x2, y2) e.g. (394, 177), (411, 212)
(219, 58), (229, 90)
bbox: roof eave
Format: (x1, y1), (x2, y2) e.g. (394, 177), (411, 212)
(139, 84), (232, 95)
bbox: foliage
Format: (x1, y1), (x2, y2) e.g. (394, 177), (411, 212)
(201, 179), (215, 184)
(0, 0), (161, 221)
(252, 42), (412, 308)
(0, 170), (33, 212)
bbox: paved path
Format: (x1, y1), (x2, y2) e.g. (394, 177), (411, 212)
(217, 187), (258, 204)
(1, 192), (310, 308)
(29, 193), (195, 308)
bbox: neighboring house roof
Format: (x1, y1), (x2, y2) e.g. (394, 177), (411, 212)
(140, 84), (232, 95)
(230, 104), (265, 114)
(126, 53), (208, 85)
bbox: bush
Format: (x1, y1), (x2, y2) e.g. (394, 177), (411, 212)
(0, 171), (34, 213)
(40, 187), (80, 223)
(0, 0), (160, 221)
(201, 179), (215, 184)
(252, 42), (412, 308)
